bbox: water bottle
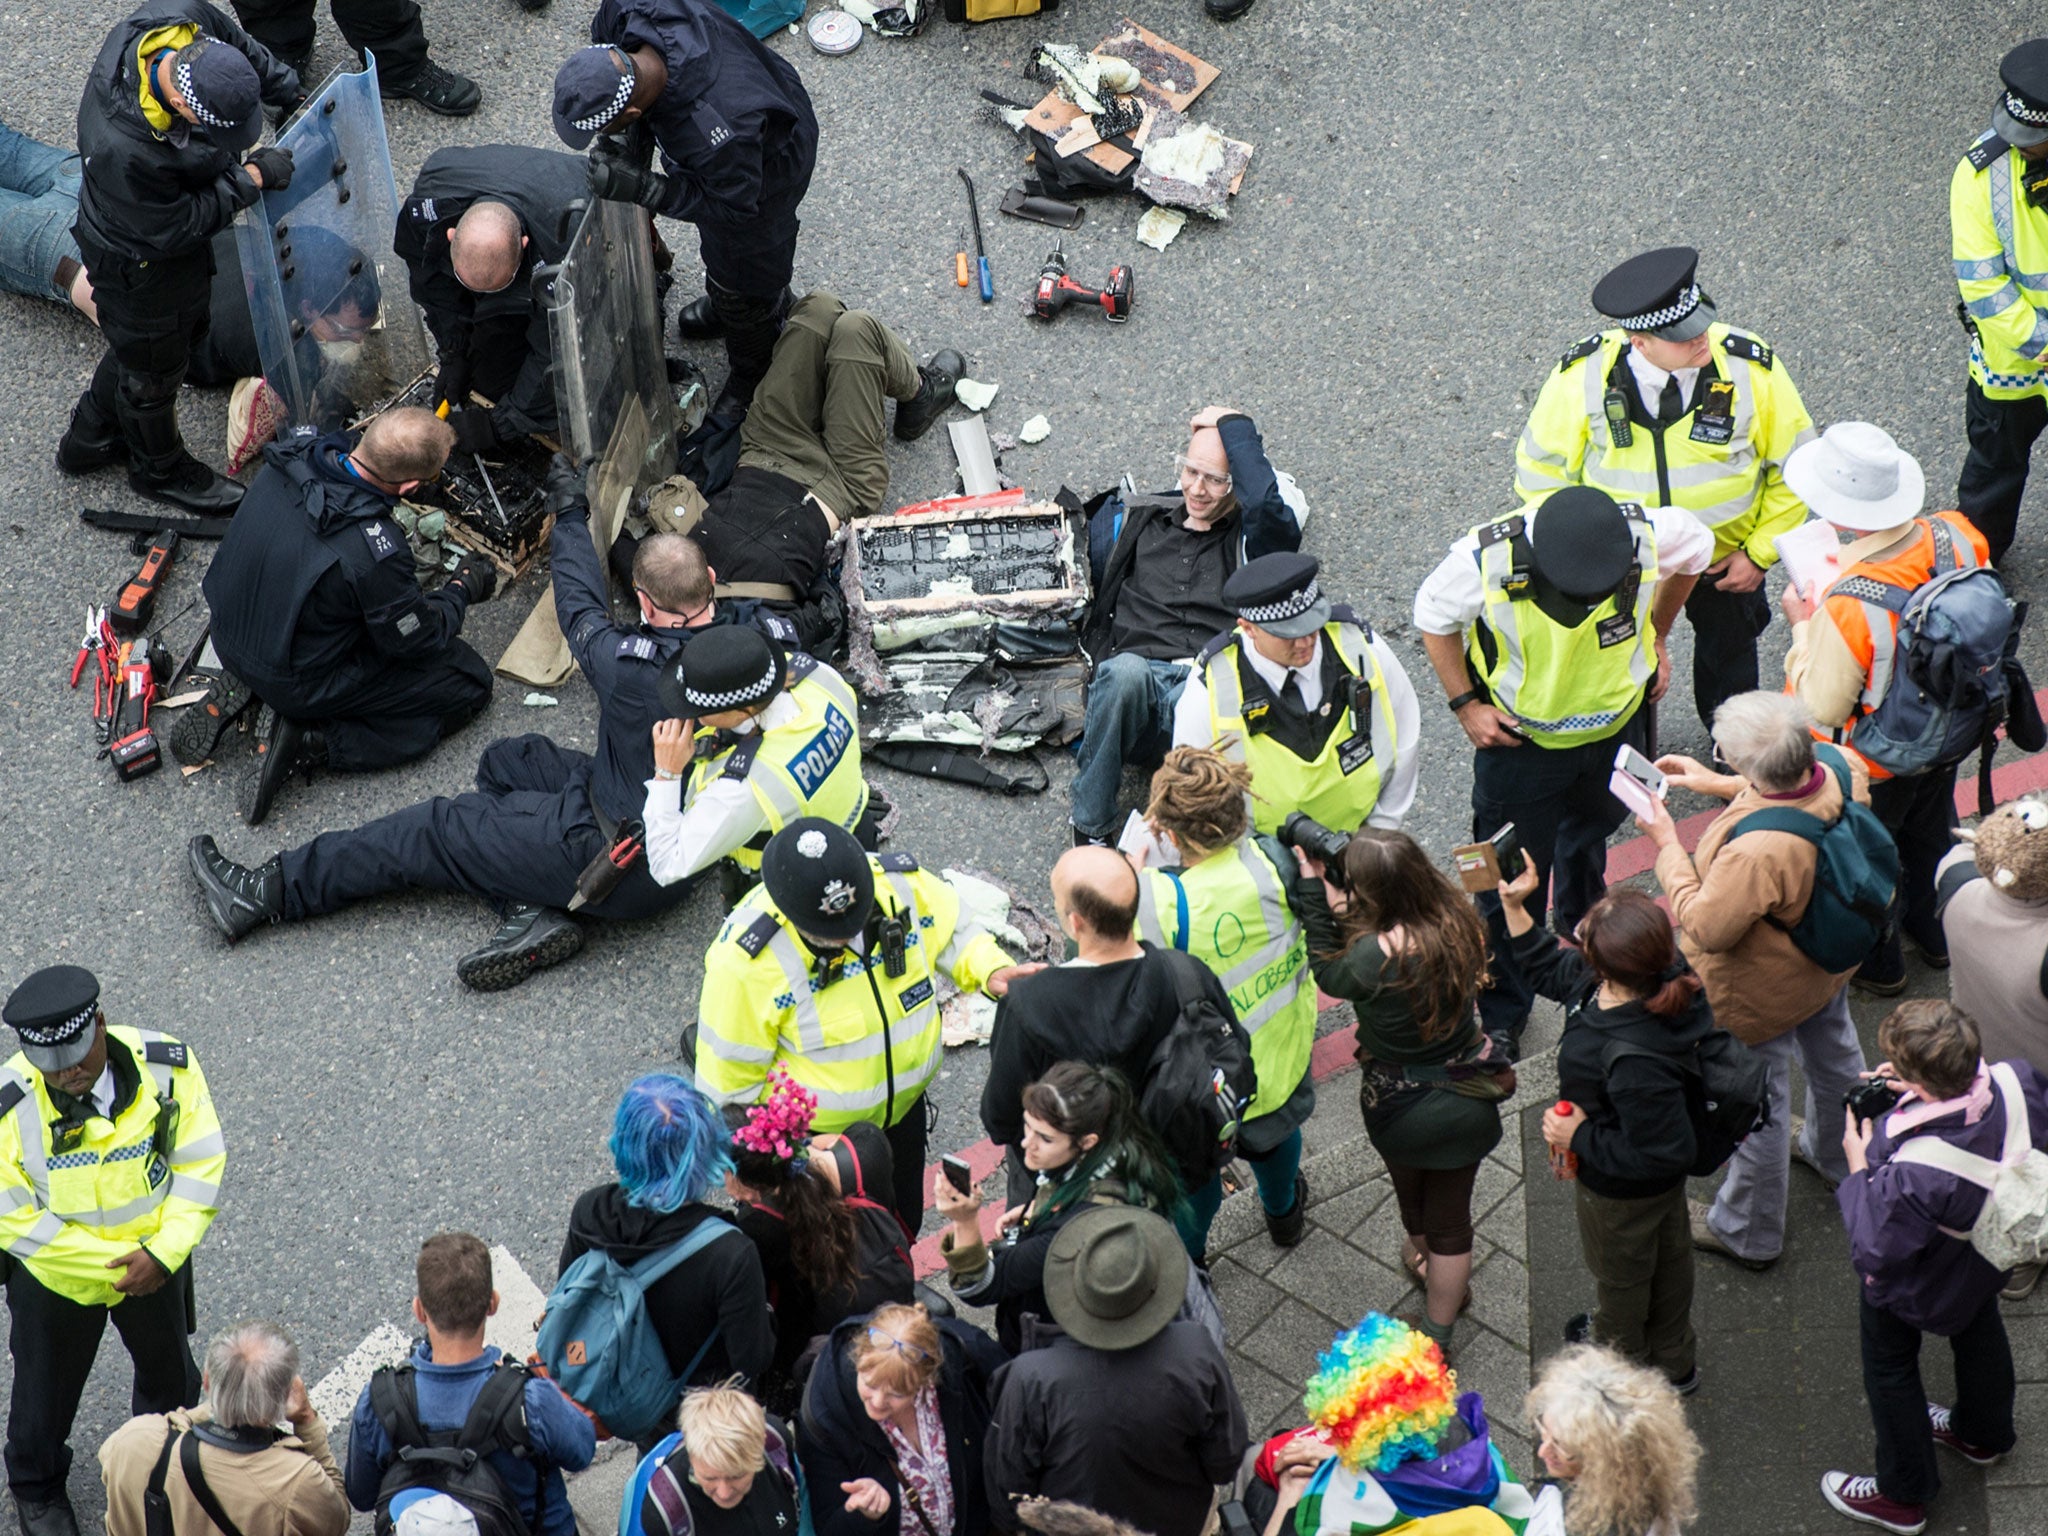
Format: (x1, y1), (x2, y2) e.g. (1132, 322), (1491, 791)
(1550, 1101), (1579, 1181)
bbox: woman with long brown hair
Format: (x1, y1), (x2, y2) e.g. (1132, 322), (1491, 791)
(1294, 827), (1505, 1354)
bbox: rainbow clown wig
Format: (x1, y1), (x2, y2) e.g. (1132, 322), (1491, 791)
(1302, 1313), (1458, 1474)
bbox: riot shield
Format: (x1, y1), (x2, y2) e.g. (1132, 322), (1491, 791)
(232, 57), (427, 435)
(543, 196), (677, 551)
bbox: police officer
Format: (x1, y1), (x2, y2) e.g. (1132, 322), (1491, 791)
(643, 624), (874, 902)
(226, 0), (479, 116)
(186, 459), (751, 992)
(58, 1), (301, 513)
(1413, 486), (1712, 1052)
(180, 407), (498, 826)
(695, 819), (1035, 1231)
(0, 966), (225, 1536)
(1953, 41), (2048, 565)
(1171, 552), (1420, 836)
(550, 0), (818, 414)
(395, 145), (591, 452)
(1516, 248), (1816, 728)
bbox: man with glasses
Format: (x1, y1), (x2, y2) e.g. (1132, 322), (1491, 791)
(1071, 406), (1306, 846)
(188, 455), (778, 992)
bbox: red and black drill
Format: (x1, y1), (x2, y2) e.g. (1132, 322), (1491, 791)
(1029, 242), (1133, 324)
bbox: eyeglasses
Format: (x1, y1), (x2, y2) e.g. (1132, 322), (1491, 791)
(1174, 454), (1232, 493)
(864, 1326), (933, 1364)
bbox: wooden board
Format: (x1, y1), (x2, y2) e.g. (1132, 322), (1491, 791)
(1094, 19), (1218, 111)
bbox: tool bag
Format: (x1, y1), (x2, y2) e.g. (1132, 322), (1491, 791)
(1891, 1061), (2048, 1270)
(946, 0), (1053, 24)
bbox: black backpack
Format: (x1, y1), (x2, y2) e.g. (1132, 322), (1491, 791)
(1138, 950), (1258, 1186)
(368, 1359), (545, 1536)
(1602, 1028), (1770, 1177)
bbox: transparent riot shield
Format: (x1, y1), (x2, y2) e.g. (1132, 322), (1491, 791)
(543, 197), (677, 550)
(233, 57), (427, 435)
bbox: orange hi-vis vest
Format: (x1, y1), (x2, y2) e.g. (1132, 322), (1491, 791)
(1807, 511), (1992, 780)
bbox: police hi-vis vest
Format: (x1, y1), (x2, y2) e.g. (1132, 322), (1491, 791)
(1954, 130), (2048, 401)
(1464, 505), (1660, 750)
(1514, 323), (1813, 561)
(1197, 612), (1399, 836)
(0, 1026), (224, 1307)
(1135, 837), (1314, 1126)
(687, 654), (869, 872)
(696, 855), (1012, 1132)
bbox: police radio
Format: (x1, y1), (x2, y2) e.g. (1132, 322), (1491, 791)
(1602, 388), (1634, 448)
(880, 917), (908, 978)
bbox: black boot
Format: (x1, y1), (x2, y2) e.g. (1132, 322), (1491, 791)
(56, 390), (125, 474)
(1264, 1172), (1308, 1247)
(893, 348), (967, 442)
(457, 905), (584, 991)
(709, 283), (792, 416)
(676, 284), (793, 342)
(378, 57), (481, 116)
(188, 835), (284, 941)
(15, 1497), (79, 1536)
(169, 670), (256, 766)
(125, 399), (243, 514)
(240, 710), (326, 827)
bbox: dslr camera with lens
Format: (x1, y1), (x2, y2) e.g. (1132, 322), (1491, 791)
(1278, 813), (1353, 886)
(1844, 1076), (1903, 1126)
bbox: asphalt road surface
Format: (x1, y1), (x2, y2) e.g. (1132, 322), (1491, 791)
(0, 0), (2042, 1521)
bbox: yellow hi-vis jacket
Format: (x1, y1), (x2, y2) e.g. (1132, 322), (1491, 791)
(695, 854), (1014, 1131)
(1463, 504), (1661, 750)
(1514, 322), (1815, 566)
(1134, 836), (1314, 1128)
(1953, 129), (2048, 401)
(1195, 612), (1399, 837)
(0, 1027), (223, 1307)
(686, 654), (871, 873)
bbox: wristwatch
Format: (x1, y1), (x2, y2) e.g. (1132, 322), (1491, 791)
(1445, 690), (1482, 713)
(654, 768), (682, 781)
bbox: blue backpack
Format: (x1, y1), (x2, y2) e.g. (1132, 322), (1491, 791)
(1726, 745), (1901, 974)
(537, 1217), (735, 1443)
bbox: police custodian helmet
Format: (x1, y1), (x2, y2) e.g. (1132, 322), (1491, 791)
(761, 818), (875, 944)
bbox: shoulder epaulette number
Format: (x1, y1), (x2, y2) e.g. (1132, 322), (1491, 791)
(616, 635), (658, 661)
(1967, 132), (2010, 172)
(735, 911), (782, 958)
(1476, 515), (1526, 549)
(787, 652), (820, 682)
(143, 1040), (189, 1069)
(877, 853), (920, 873)
(1616, 501), (1649, 524)
(1327, 603), (1369, 640)
(1720, 332), (1773, 370)
(1559, 333), (1605, 370)
(1193, 630), (1237, 667)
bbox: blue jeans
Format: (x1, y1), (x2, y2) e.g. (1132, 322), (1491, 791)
(1071, 652), (1186, 838)
(0, 123), (81, 303)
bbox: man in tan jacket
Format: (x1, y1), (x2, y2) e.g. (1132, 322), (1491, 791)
(99, 1321), (347, 1536)
(1638, 691), (1872, 1270)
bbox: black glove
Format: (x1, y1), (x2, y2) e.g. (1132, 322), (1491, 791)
(244, 145), (294, 192)
(587, 156), (669, 211)
(544, 453), (588, 520)
(434, 351), (472, 414)
(449, 408), (499, 455)
(449, 556), (499, 605)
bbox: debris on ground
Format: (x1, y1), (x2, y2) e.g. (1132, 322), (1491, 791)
(1018, 414), (1052, 444)
(954, 377), (1000, 412)
(1137, 107), (1253, 219)
(1137, 205), (1188, 251)
(936, 865), (1062, 1044)
(522, 692), (559, 708)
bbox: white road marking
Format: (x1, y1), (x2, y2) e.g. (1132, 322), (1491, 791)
(486, 1242), (549, 1363)
(307, 1323), (411, 1429)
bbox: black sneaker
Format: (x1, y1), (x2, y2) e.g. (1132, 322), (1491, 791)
(187, 836), (284, 941)
(1564, 1311), (1593, 1345)
(169, 671), (256, 766)
(456, 905), (583, 991)
(15, 1495), (80, 1536)
(240, 711), (326, 828)
(1070, 826), (1112, 848)
(1902, 927), (1951, 970)
(1204, 0), (1256, 19)
(1852, 948), (1908, 997)
(1265, 1172), (1308, 1247)
(1671, 1367), (1702, 1397)
(894, 349), (966, 442)
(380, 57), (481, 116)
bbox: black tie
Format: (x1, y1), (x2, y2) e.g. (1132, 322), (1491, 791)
(1280, 671), (1306, 711)
(1657, 375), (1686, 424)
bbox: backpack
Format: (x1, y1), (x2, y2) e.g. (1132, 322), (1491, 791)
(1137, 949), (1258, 1186)
(1724, 743), (1901, 973)
(1603, 1028), (1770, 1177)
(536, 1217), (736, 1443)
(367, 1359), (542, 1536)
(621, 1419), (807, 1536)
(1889, 1060), (2048, 1270)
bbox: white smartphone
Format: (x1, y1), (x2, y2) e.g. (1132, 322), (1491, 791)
(1609, 743), (1668, 819)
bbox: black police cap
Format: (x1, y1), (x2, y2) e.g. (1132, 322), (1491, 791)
(657, 624), (785, 719)
(1998, 41), (2048, 150)
(1221, 552), (1332, 639)
(2, 965), (99, 1041)
(1591, 247), (1711, 341)
(761, 819), (876, 944)
(1530, 487), (1635, 601)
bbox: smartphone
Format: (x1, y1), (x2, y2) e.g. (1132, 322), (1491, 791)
(1609, 743), (1669, 820)
(940, 1154), (974, 1195)
(1491, 822), (1528, 882)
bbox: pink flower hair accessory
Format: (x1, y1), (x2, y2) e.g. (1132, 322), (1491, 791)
(734, 1072), (819, 1161)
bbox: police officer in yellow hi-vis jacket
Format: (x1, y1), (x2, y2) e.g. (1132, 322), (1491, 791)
(1953, 40), (2048, 565)
(1414, 487), (1711, 1053)
(693, 819), (1036, 1232)
(1515, 247), (1814, 727)
(0, 966), (224, 1536)
(641, 624), (874, 900)
(1172, 552), (1420, 836)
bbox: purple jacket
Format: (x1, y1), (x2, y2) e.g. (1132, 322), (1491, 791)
(1837, 1057), (2048, 1334)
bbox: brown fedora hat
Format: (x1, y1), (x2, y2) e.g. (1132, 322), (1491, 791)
(1042, 1205), (1189, 1350)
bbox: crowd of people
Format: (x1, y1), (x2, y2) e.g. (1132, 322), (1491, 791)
(13, 0), (2048, 1533)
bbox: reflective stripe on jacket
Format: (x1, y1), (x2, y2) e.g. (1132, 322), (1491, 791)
(1954, 131), (2048, 400)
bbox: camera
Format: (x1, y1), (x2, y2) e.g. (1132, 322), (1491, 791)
(1844, 1076), (1902, 1125)
(1278, 813), (1353, 883)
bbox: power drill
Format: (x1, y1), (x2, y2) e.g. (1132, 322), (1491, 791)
(1029, 242), (1133, 324)
(107, 636), (163, 781)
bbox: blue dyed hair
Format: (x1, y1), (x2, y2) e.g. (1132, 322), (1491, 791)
(610, 1075), (734, 1212)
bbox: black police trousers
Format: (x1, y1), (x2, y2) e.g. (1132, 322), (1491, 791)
(1864, 764), (1960, 980)
(278, 734), (696, 920)
(74, 238), (213, 471)
(254, 639), (494, 773)
(1683, 567), (1771, 730)
(1958, 378), (2048, 566)
(1469, 706), (1651, 1050)
(229, 0), (427, 82)
(4, 1259), (198, 1502)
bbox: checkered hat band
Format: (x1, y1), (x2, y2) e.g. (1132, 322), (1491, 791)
(686, 658), (781, 711)
(574, 55), (635, 133)
(2008, 90), (2048, 126)
(1614, 282), (1700, 332)
(17, 1003), (93, 1047)
(176, 58), (236, 130)
(1239, 578), (1320, 625)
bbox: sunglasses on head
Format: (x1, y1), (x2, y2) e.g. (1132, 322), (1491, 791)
(865, 1326), (932, 1364)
